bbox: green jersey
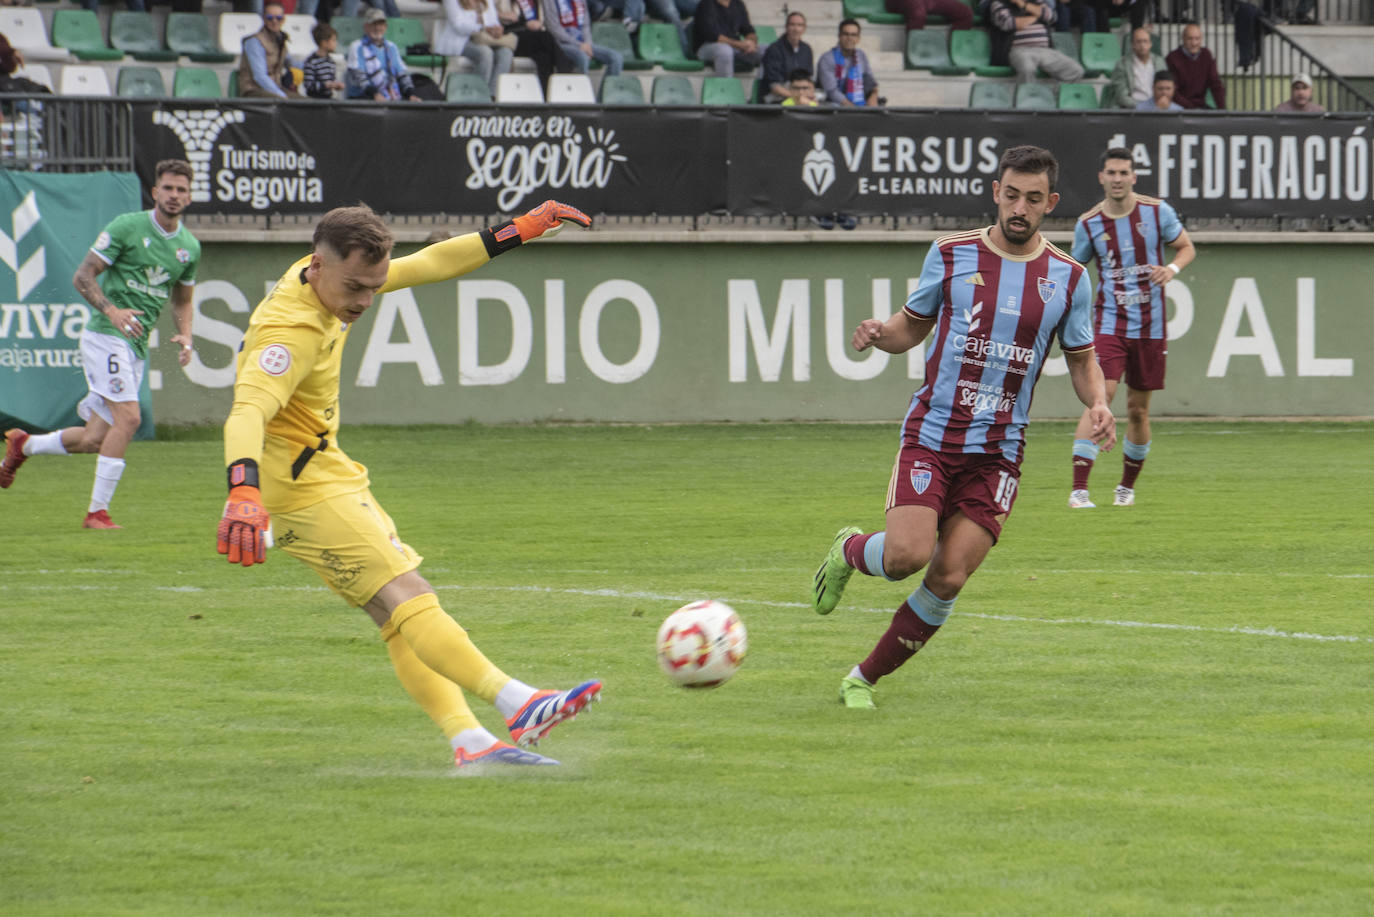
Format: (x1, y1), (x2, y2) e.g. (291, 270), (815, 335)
(84, 210), (200, 359)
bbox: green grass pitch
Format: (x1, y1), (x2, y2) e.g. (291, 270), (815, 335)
(2, 420), (1371, 915)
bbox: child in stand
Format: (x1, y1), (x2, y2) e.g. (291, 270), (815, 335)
(302, 22), (345, 99)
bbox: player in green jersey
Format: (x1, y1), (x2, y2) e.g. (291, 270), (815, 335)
(0, 160), (200, 529)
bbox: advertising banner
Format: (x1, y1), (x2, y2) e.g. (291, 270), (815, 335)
(0, 171), (148, 434)
(147, 238), (1370, 427)
(130, 101), (1374, 220)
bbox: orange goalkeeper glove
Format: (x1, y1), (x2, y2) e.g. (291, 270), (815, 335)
(511, 200), (591, 242)
(217, 459), (270, 567)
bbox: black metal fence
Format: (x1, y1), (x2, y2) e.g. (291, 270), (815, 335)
(0, 95), (134, 173)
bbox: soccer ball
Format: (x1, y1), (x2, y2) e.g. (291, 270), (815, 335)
(656, 600), (747, 688)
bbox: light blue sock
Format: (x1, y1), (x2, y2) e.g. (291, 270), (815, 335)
(863, 532), (899, 582)
(909, 582), (956, 627)
(1072, 438), (1099, 461)
(1123, 439), (1151, 461)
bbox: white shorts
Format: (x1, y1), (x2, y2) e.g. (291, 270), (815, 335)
(77, 329), (143, 425)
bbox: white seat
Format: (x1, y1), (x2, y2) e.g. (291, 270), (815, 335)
(14, 64), (55, 91)
(218, 12), (263, 55)
(59, 64), (113, 97)
(0, 8), (71, 62)
(546, 74), (595, 104)
(495, 72), (543, 104)
(283, 14), (318, 56)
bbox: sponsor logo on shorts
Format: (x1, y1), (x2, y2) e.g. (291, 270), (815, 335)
(277, 529), (299, 546)
(109, 378), (124, 393)
(910, 466), (932, 494)
(389, 534), (406, 556)
(320, 549), (363, 588)
(258, 344), (291, 376)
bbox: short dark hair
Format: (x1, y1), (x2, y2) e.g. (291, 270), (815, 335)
(785, 11), (806, 25)
(263, 0), (285, 11)
(998, 145), (1059, 192)
(1099, 146), (1133, 169)
(312, 22), (337, 44)
(154, 159), (193, 184)
(838, 17), (861, 34)
(787, 68), (813, 83)
(313, 204), (394, 263)
(1153, 69), (1174, 85)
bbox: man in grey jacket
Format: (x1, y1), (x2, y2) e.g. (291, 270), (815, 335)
(1106, 27), (1165, 108)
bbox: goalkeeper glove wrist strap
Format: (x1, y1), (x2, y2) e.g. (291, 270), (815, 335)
(480, 222), (523, 259)
(227, 458), (260, 492)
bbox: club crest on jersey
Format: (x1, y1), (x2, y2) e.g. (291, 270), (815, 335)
(175, 248), (191, 263)
(142, 237), (151, 248)
(1037, 277), (1057, 303)
(910, 465), (932, 494)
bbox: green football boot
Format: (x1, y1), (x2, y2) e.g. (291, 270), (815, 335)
(811, 525), (862, 615)
(838, 675), (876, 709)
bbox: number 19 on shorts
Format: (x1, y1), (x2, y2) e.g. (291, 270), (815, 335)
(993, 471), (1018, 512)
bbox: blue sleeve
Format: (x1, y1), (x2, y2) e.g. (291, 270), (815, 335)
(245, 37), (287, 98)
(1071, 220), (1093, 264)
(390, 43), (414, 95)
(904, 244), (945, 318)
(1159, 200), (1184, 244)
(1059, 270), (1095, 351)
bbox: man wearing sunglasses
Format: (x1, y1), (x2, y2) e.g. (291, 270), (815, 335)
(239, 2), (303, 99)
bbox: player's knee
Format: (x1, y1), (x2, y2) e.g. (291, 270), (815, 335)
(882, 542), (932, 581)
(925, 567), (970, 596)
(111, 406), (141, 430)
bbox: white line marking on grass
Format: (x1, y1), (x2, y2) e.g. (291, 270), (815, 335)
(434, 584), (1374, 645)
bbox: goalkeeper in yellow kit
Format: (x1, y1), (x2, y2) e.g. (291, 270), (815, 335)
(217, 201), (600, 769)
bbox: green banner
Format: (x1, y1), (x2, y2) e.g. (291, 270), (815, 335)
(149, 238), (1372, 426)
(0, 171), (150, 435)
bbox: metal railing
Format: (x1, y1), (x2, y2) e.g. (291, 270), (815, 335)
(1147, 0), (1374, 111)
(0, 96), (135, 173)
(1156, 0), (1373, 23)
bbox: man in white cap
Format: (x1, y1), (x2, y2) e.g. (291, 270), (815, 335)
(1273, 73), (1325, 113)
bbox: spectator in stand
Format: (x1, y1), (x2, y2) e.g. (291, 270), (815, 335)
(239, 2), (302, 99)
(435, 0), (514, 95)
(886, 0), (972, 31)
(543, 0), (624, 76)
(81, 0), (146, 10)
(1136, 69), (1182, 109)
(988, 0), (1083, 84)
(1087, 0), (1148, 31)
(693, 0), (761, 78)
(587, 0), (646, 34)
(303, 22), (345, 99)
(1273, 72), (1326, 112)
(1106, 27), (1165, 108)
(497, 0), (571, 89)
(780, 69), (820, 106)
(818, 19), (878, 106)
(761, 12), (814, 104)
(346, 8), (422, 101)
(1165, 22), (1225, 109)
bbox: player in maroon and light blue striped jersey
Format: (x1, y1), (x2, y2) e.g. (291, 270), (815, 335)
(1067, 147), (1196, 508)
(811, 146), (1117, 710)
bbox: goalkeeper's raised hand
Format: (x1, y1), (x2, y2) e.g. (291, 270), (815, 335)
(512, 201), (591, 242)
(217, 459), (270, 567)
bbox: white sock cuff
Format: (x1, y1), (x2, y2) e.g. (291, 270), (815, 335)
(95, 455), (126, 476)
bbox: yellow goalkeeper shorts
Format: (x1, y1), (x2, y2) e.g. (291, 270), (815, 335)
(272, 487), (423, 606)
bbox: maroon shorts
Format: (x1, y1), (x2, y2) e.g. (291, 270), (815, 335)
(1095, 333), (1167, 391)
(886, 444), (1021, 542)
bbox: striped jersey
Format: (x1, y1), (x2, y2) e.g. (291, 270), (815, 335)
(1072, 195), (1182, 340)
(902, 228), (1094, 463)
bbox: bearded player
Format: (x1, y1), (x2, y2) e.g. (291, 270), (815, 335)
(217, 201), (602, 769)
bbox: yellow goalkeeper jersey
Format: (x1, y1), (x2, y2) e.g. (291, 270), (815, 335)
(230, 233), (490, 513)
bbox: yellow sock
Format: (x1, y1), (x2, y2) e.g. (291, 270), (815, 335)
(381, 622), (480, 740)
(390, 594), (511, 704)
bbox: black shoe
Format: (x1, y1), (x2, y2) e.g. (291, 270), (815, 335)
(837, 213), (858, 231)
(810, 214), (836, 230)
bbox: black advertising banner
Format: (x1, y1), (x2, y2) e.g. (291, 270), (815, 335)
(129, 101), (729, 216)
(130, 102), (1374, 221)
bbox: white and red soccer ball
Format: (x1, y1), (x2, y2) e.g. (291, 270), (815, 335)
(656, 600), (747, 688)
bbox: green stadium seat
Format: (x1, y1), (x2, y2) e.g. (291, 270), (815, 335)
(332, 17), (364, 49)
(1057, 81), (1099, 109)
(172, 67), (223, 98)
(842, 0), (905, 25)
(949, 29), (1012, 77)
(227, 69), (240, 98)
(905, 29), (968, 75)
(651, 74), (696, 105)
(387, 17), (445, 69)
(591, 22), (653, 71)
(1080, 32), (1121, 77)
(701, 76), (747, 105)
(51, 9), (125, 62)
(116, 65), (166, 98)
(444, 72), (492, 102)
(753, 25), (777, 46)
(968, 81), (1012, 108)
(1050, 30), (1078, 63)
(111, 11), (176, 63)
(1014, 81), (1055, 108)
(599, 73), (646, 105)
(639, 23), (704, 71)
(166, 13), (236, 64)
